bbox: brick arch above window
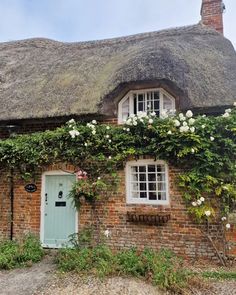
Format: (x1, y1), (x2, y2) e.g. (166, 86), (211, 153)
(118, 88), (176, 124)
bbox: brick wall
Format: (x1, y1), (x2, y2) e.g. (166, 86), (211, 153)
(201, 0), (224, 33)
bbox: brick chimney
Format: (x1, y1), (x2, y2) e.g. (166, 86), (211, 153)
(201, 0), (225, 34)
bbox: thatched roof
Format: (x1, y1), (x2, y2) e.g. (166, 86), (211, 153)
(0, 24), (235, 121)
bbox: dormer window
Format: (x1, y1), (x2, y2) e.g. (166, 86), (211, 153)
(118, 88), (175, 124)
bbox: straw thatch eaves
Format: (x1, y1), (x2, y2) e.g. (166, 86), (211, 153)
(0, 24), (235, 121)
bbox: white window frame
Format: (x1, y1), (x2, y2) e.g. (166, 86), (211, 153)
(126, 159), (169, 205)
(118, 88), (175, 124)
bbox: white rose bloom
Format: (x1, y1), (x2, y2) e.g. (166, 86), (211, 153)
(197, 199), (202, 205)
(92, 130), (96, 135)
(200, 197), (205, 202)
(109, 139), (111, 143)
(183, 121), (188, 127)
(92, 120), (97, 124)
(180, 126), (189, 133)
(106, 126), (110, 130)
(151, 112), (156, 116)
(148, 119), (154, 124)
(84, 142), (88, 147)
(222, 112), (230, 118)
(161, 111), (168, 119)
(97, 177), (101, 180)
(192, 202), (197, 207)
(69, 130), (80, 138)
(210, 136), (215, 141)
(221, 216), (227, 221)
(68, 119), (75, 124)
(201, 125), (206, 129)
(167, 130), (172, 135)
(190, 127), (195, 133)
(226, 223), (231, 229)
(123, 128), (126, 131)
(133, 121), (138, 126)
(130, 114), (135, 118)
(205, 210), (211, 217)
(139, 118), (144, 123)
(126, 128), (130, 132)
(126, 119), (132, 125)
(189, 118), (195, 125)
(186, 110), (193, 118)
(225, 108), (232, 113)
(202, 114), (206, 118)
(108, 156), (112, 159)
(174, 120), (181, 127)
(234, 102), (236, 107)
(105, 135), (110, 138)
(191, 148), (195, 153)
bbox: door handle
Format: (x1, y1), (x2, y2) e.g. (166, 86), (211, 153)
(45, 193), (48, 202)
(58, 191), (63, 199)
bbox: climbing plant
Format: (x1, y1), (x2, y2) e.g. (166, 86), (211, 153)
(0, 105), (236, 236)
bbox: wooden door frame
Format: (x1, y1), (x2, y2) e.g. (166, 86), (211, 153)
(40, 170), (78, 248)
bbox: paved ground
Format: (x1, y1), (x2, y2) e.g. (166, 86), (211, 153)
(0, 255), (236, 295)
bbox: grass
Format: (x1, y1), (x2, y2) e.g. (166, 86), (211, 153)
(202, 270), (236, 280)
(0, 234), (44, 269)
(57, 245), (189, 292)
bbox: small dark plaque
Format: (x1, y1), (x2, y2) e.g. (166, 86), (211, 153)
(55, 201), (66, 207)
(25, 183), (37, 193)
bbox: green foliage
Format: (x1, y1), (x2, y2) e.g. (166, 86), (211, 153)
(0, 108), (235, 221)
(0, 234), (44, 269)
(57, 245), (188, 291)
(202, 270), (236, 280)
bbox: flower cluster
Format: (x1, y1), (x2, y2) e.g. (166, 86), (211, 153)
(192, 196), (205, 207)
(87, 120), (97, 135)
(125, 111), (156, 126)
(68, 119), (80, 138)
(173, 110), (195, 133)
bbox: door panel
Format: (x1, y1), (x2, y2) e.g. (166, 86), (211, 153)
(43, 174), (76, 247)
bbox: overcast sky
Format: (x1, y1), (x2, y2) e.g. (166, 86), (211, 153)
(0, 0), (235, 48)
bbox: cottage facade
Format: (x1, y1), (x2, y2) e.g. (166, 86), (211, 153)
(0, 0), (236, 259)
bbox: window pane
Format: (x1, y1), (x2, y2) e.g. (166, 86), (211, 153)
(149, 183), (156, 191)
(148, 174), (156, 181)
(139, 183), (147, 191)
(148, 165), (156, 172)
(131, 166), (138, 173)
(149, 192), (157, 200)
(132, 183), (139, 191)
(131, 174), (138, 182)
(131, 192), (139, 198)
(158, 182), (166, 191)
(140, 192), (147, 198)
(139, 173), (146, 181)
(139, 166), (146, 172)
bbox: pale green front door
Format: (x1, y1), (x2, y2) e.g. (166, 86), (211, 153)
(43, 174), (76, 248)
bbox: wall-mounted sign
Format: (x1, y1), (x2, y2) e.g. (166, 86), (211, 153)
(25, 183), (37, 193)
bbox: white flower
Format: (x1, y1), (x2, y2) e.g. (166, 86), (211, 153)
(97, 177), (101, 180)
(105, 134), (110, 138)
(197, 199), (202, 205)
(190, 127), (195, 133)
(123, 128), (127, 131)
(68, 119), (75, 124)
(92, 130), (96, 135)
(179, 113), (186, 121)
(139, 118), (144, 123)
(180, 126), (189, 133)
(133, 121), (137, 126)
(225, 108), (232, 113)
(210, 136), (215, 141)
(69, 130), (80, 138)
(201, 125), (206, 129)
(174, 120), (181, 127)
(183, 121), (188, 127)
(189, 118), (195, 125)
(167, 130), (172, 135)
(130, 114), (135, 118)
(148, 119), (154, 124)
(137, 111), (147, 118)
(106, 126), (110, 130)
(150, 112), (156, 116)
(109, 139), (112, 143)
(234, 102), (236, 107)
(226, 223), (231, 229)
(186, 110), (193, 118)
(161, 111), (168, 119)
(92, 120), (97, 124)
(205, 210), (211, 217)
(222, 112), (230, 118)
(108, 156), (112, 159)
(202, 114), (206, 118)
(126, 128), (130, 132)
(221, 216), (227, 221)
(84, 142), (88, 147)
(192, 202), (197, 207)
(200, 197), (205, 202)
(104, 229), (110, 238)
(191, 148), (195, 153)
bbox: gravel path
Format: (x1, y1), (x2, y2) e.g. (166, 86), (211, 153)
(0, 255), (56, 295)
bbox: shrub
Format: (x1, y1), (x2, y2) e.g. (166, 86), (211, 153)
(0, 234), (44, 269)
(57, 245), (188, 291)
